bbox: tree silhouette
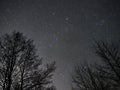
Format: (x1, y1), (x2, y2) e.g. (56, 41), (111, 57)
(71, 40), (120, 90)
(71, 64), (109, 90)
(0, 32), (56, 90)
(94, 40), (120, 90)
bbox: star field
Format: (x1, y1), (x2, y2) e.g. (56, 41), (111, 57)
(0, 0), (120, 90)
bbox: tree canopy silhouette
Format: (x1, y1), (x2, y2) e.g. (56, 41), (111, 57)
(0, 31), (56, 90)
(71, 40), (120, 90)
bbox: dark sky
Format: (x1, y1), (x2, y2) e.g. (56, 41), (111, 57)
(0, 0), (120, 90)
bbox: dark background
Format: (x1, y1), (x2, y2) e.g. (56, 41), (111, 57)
(0, 0), (120, 90)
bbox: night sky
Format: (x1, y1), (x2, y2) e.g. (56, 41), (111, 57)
(0, 0), (120, 90)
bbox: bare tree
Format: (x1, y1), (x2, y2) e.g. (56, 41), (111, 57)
(71, 64), (109, 90)
(94, 40), (120, 90)
(0, 31), (56, 90)
(71, 40), (120, 90)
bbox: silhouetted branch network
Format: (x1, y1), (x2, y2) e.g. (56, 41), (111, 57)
(0, 31), (56, 90)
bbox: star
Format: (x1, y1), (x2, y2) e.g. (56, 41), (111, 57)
(52, 12), (56, 16)
(65, 17), (69, 21)
(59, 73), (65, 78)
(96, 19), (106, 26)
(48, 23), (53, 27)
(48, 44), (53, 48)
